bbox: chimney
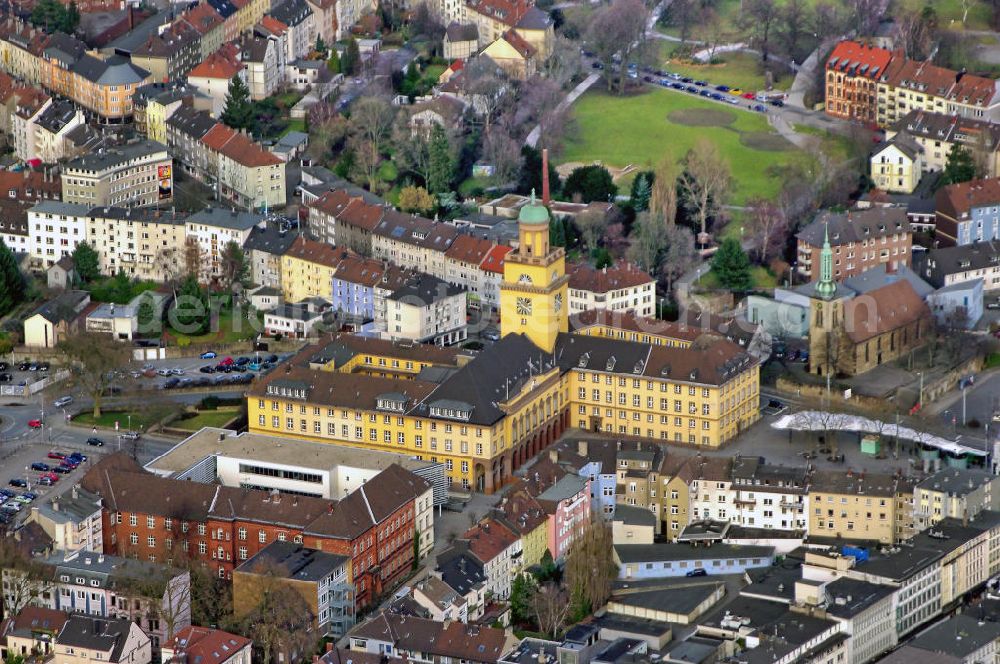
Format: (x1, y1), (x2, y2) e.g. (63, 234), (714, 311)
(577, 440), (588, 456)
(542, 148), (550, 206)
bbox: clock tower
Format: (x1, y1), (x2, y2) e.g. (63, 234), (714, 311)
(500, 189), (569, 353)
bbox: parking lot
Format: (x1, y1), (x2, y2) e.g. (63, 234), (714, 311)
(0, 359), (55, 387)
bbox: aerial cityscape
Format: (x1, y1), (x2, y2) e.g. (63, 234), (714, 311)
(4, 0), (1000, 663)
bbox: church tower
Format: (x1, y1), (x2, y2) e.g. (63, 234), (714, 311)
(808, 223), (847, 376)
(499, 151), (569, 352)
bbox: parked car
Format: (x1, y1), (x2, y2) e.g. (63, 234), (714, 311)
(752, 104), (767, 112)
(0, 373), (11, 382)
(694, 79), (708, 86)
(0, 362), (7, 371)
(39, 362), (49, 371)
(8, 479), (27, 488)
(28, 420), (42, 429)
(22, 492), (37, 500)
(199, 365), (215, 373)
(266, 354), (279, 363)
(156, 368), (172, 377)
(769, 99), (784, 107)
(52, 466), (71, 474)
(86, 437), (105, 447)
(68, 452), (87, 463)
(163, 378), (180, 389)
(200, 351), (217, 359)
(30, 462), (50, 472)
(686, 568), (708, 577)
(219, 357), (234, 366)
(47, 451), (67, 460)
(121, 431), (140, 441)
(27, 362), (38, 371)
(17, 362), (29, 371)
(741, 92), (756, 99)
(39, 472), (58, 482)
(171, 368), (185, 375)
(53, 396), (73, 408)
(37, 476), (54, 486)
(715, 84), (730, 92)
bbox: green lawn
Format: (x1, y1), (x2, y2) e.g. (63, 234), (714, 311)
(563, 87), (810, 203)
(899, 0), (993, 30)
(171, 409), (241, 431)
(698, 265), (777, 290)
(167, 310), (261, 346)
(279, 118), (307, 137)
(662, 51), (793, 94)
(73, 410), (164, 430)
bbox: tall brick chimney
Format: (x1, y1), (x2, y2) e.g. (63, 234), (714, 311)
(542, 148), (550, 206)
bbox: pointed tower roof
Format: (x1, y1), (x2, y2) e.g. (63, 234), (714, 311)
(814, 221), (837, 300)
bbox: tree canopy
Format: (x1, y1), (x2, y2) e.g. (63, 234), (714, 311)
(563, 164), (617, 203)
(221, 76), (253, 132)
(711, 237), (753, 292)
(0, 239), (25, 317)
(71, 241), (100, 283)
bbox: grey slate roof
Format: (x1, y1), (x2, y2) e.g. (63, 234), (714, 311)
(65, 140), (167, 173)
(35, 101), (79, 134)
(388, 273), (464, 304)
(909, 614), (1000, 658)
(916, 467), (997, 496)
(270, 0), (313, 27)
(236, 541), (348, 582)
(876, 132), (922, 160)
(841, 263), (934, 298)
(516, 6), (552, 29)
(167, 106), (218, 140)
(71, 54), (149, 86)
(57, 616), (135, 662)
(612, 504), (658, 528)
(186, 207), (266, 231)
(916, 240), (1000, 288)
(436, 550), (485, 595)
(29, 290), (89, 325)
(822, 577), (894, 619)
(243, 222), (300, 256)
(797, 206), (910, 247)
(445, 22), (479, 42)
(267, 303), (323, 322)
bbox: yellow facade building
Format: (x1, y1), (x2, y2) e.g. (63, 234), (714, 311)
(808, 470), (917, 544)
(248, 198), (760, 492)
(280, 237), (353, 303)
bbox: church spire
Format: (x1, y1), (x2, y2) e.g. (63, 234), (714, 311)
(814, 221), (836, 300)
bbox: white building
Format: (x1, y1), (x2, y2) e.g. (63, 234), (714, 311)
(85, 303), (138, 341)
(263, 300), (325, 338)
(269, 0), (316, 64)
(410, 576), (469, 623)
(240, 36), (281, 101)
(567, 261), (655, 318)
(730, 458), (809, 531)
(382, 273), (467, 346)
(11, 92), (51, 165)
(56, 615), (152, 664)
(913, 467), (1000, 530)
(443, 234), (495, 311)
(2, 552), (191, 650)
(27, 201), (91, 268)
(186, 49), (245, 118)
(184, 207), (265, 282)
(460, 517), (521, 600)
(25, 486), (104, 554)
(823, 578), (897, 664)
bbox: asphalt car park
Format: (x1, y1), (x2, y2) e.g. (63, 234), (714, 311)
(0, 442), (95, 526)
(107, 352), (292, 392)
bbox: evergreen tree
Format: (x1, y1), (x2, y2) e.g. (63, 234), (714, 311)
(517, 145), (561, 197)
(342, 38), (361, 76)
(427, 124), (455, 194)
(170, 274), (210, 336)
(221, 76), (253, 131)
(61, 0), (80, 33)
(549, 217), (566, 247)
(942, 145), (977, 185)
(711, 237), (753, 292)
(71, 241), (100, 283)
(327, 48), (341, 74)
(136, 294), (158, 336)
(630, 171), (654, 211)
(563, 164), (617, 203)
(0, 238), (25, 318)
(314, 35), (327, 55)
(509, 574), (536, 626)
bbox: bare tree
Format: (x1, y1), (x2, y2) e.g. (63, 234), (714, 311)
(463, 57), (507, 132)
(662, 0), (699, 42)
(563, 522), (617, 619)
(0, 542), (52, 618)
(813, 2), (846, 39)
(235, 561), (317, 664)
(740, 0), (780, 62)
(393, 119), (433, 186)
(849, 0), (883, 36)
(679, 138), (731, 243)
(350, 96), (396, 190)
(662, 224), (697, 294)
(183, 238), (200, 280)
(59, 330), (132, 418)
(894, 6), (936, 60)
(779, 0), (810, 59)
(585, 0), (649, 94)
(531, 582), (570, 638)
(481, 130), (521, 185)
(575, 209), (609, 251)
(542, 35), (584, 89)
(649, 159), (678, 224)
(745, 197), (789, 263)
(627, 212), (668, 273)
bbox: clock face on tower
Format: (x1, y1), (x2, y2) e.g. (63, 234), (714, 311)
(554, 293), (562, 312)
(516, 297), (533, 315)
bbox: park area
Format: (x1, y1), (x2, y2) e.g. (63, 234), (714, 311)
(561, 87), (812, 203)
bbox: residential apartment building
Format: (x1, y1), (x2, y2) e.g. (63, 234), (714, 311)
(179, 2), (227, 59)
(25, 486), (104, 554)
(796, 207), (912, 281)
(2, 551), (191, 649)
(238, 35), (280, 101)
(688, 457), (734, 523)
(347, 613), (517, 664)
(61, 141), (172, 208)
(410, 576), (469, 623)
(186, 46), (244, 117)
(279, 236), (354, 302)
(201, 122), (286, 211)
(824, 40), (892, 124)
(233, 541), (354, 637)
(878, 57), (1000, 127)
(870, 134), (923, 194)
(60, 54), (151, 123)
(567, 261), (655, 317)
(730, 456), (808, 531)
(28, 200), (90, 267)
(333, 0), (374, 40)
(54, 616), (151, 664)
(160, 627), (251, 664)
(30, 101), (89, 164)
(81, 455), (430, 609)
(184, 207), (264, 282)
(886, 110), (1000, 179)
(243, 220), (300, 289)
(449, 0), (553, 58)
(913, 467), (1000, 530)
(371, 209), (460, 277)
(129, 21), (203, 84)
(493, 489), (548, 569)
(269, 0), (316, 64)
(10, 85), (50, 163)
(330, 255), (397, 322)
(916, 240), (1000, 290)
(808, 469), (917, 544)
(383, 272), (467, 346)
(457, 517), (521, 600)
(936, 177), (1000, 245)
(444, 234), (497, 310)
(823, 577), (897, 664)
(516, 459), (591, 560)
(86, 206), (187, 282)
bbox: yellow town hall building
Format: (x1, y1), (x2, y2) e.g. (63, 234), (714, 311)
(247, 196), (760, 492)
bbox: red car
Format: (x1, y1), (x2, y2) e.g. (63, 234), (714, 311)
(219, 357), (234, 366)
(39, 472), (58, 483)
(28, 420), (42, 428)
(47, 451), (66, 460)
(741, 92), (756, 100)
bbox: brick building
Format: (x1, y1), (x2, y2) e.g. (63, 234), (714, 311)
(796, 207), (912, 282)
(80, 455), (430, 609)
(824, 40), (893, 124)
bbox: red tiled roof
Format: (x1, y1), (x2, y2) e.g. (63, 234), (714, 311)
(258, 15), (288, 35)
(479, 244), (511, 274)
(201, 122), (237, 151)
(444, 234), (495, 264)
(826, 40), (892, 80)
(163, 627), (251, 664)
(936, 177), (1000, 220)
(285, 235), (356, 268)
(189, 49), (243, 79)
(567, 260), (653, 294)
(462, 517), (518, 564)
(844, 279), (931, 344)
(217, 132), (283, 167)
(310, 188), (356, 217)
(466, 0), (532, 28)
(182, 2), (224, 35)
(500, 29), (535, 59)
(884, 56), (997, 107)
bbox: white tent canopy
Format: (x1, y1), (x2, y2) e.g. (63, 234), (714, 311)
(771, 410), (987, 458)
